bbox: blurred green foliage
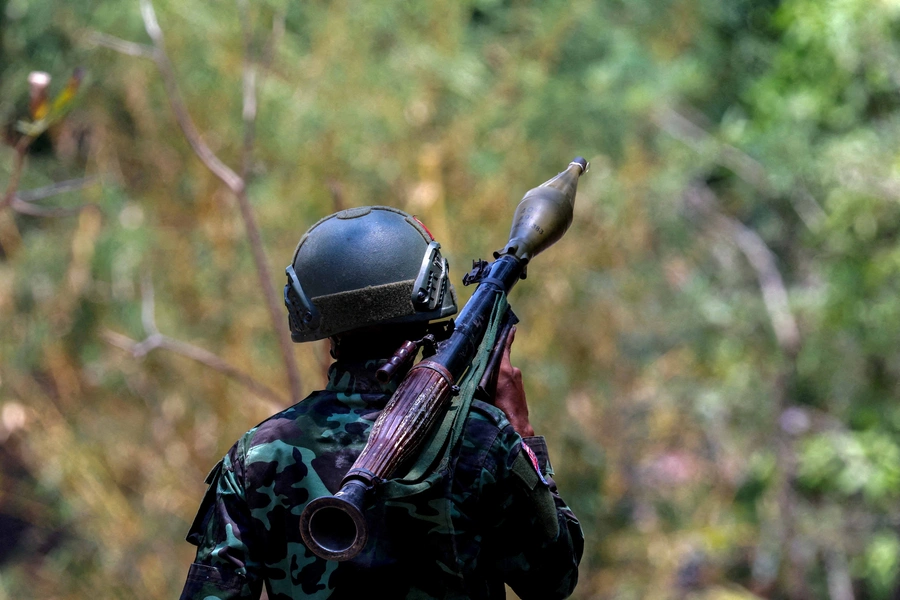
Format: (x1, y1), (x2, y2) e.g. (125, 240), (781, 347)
(3, 0), (900, 598)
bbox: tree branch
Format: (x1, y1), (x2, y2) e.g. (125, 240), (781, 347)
(103, 329), (286, 409)
(85, 31), (155, 59)
(657, 106), (775, 194)
(237, 0), (257, 182)
(16, 176), (98, 203)
(685, 183), (800, 357)
(657, 106), (826, 231)
(10, 197), (97, 218)
(824, 549), (854, 600)
(129, 0), (302, 403)
(234, 0), (303, 403)
(138, 0), (244, 193)
(102, 277), (287, 409)
(8, 177), (99, 218)
(0, 124), (36, 255)
(686, 182), (808, 598)
(2, 75), (98, 253)
(262, 10), (286, 73)
(1, 137), (32, 210)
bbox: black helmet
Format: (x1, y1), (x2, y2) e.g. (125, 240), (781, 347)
(284, 206), (458, 342)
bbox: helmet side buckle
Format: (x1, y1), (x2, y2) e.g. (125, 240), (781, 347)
(412, 241), (448, 313)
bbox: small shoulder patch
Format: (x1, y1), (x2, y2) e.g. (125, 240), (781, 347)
(520, 443), (549, 486)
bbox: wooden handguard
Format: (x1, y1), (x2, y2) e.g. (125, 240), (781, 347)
(344, 360), (455, 484)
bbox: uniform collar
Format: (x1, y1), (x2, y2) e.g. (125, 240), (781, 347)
(325, 359), (401, 395)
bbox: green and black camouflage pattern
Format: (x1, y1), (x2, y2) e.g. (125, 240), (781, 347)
(179, 358), (583, 600)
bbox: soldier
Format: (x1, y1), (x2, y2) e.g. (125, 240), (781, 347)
(179, 206), (583, 599)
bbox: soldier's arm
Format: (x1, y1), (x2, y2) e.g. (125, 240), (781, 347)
(179, 443), (265, 600)
(488, 327), (584, 599)
(481, 426), (584, 600)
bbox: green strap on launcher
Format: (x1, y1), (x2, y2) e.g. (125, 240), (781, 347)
(381, 291), (510, 500)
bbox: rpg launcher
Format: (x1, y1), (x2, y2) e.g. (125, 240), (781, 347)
(299, 157), (589, 561)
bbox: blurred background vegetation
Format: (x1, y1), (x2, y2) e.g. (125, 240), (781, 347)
(2, 0), (900, 598)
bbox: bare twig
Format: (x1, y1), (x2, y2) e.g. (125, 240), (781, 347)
(2, 137), (33, 210)
(16, 176), (98, 203)
(657, 106), (826, 230)
(241, 64), (258, 178)
(825, 549), (854, 600)
(103, 329), (286, 409)
(237, 2), (285, 182)
(140, 272), (159, 335)
(117, 0), (303, 403)
(0, 134), (35, 255)
(657, 106), (775, 195)
(2, 76), (99, 252)
(262, 9), (287, 72)
(233, 0), (303, 402)
(328, 179), (346, 212)
(686, 182), (808, 598)
(103, 277), (287, 408)
(8, 176), (99, 217)
(85, 31), (155, 59)
(791, 187), (828, 231)
(11, 198), (97, 218)
(138, 0), (244, 193)
(686, 183), (800, 356)
(238, 0), (257, 182)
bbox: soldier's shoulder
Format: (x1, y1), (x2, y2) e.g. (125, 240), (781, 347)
(231, 391), (331, 460)
(457, 399), (521, 467)
(468, 399), (513, 431)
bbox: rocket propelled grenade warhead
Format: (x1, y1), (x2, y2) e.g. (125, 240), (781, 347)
(496, 157), (588, 262)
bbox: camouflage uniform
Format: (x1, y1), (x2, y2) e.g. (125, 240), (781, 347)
(179, 358), (583, 600)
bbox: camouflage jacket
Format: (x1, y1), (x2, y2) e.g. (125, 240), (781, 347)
(179, 359), (583, 600)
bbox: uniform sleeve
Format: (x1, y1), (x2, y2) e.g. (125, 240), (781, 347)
(179, 443), (265, 600)
(487, 431), (584, 600)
